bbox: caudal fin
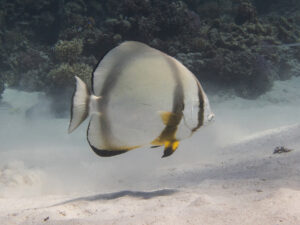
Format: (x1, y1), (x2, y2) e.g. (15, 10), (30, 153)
(68, 76), (90, 133)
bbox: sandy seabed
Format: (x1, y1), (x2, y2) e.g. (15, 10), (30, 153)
(1, 77), (300, 225)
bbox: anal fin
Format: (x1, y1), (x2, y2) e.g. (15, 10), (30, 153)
(89, 144), (139, 157)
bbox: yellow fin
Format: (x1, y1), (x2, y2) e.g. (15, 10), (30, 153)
(172, 141), (179, 151)
(162, 141), (180, 158)
(158, 111), (182, 126)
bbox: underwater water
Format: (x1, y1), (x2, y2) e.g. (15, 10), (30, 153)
(1, 0), (300, 224)
(1, 75), (300, 194)
(1, 77), (300, 224)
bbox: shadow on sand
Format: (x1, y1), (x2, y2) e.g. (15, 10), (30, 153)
(51, 188), (178, 207)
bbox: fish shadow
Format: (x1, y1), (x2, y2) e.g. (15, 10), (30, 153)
(51, 188), (178, 207)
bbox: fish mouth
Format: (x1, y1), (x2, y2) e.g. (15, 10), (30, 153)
(208, 113), (215, 122)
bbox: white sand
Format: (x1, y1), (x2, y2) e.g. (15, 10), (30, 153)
(1, 77), (300, 225)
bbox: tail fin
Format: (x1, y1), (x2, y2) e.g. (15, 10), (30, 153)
(68, 76), (90, 133)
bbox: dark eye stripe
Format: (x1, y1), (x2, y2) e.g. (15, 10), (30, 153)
(192, 80), (204, 133)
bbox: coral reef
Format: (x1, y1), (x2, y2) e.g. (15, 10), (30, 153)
(54, 39), (83, 63)
(45, 62), (93, 116)
(0, 77), (3, 100)
(234, 0), (257, 25)
(47, 63), (92, 90)
(0, 0), (300, 113)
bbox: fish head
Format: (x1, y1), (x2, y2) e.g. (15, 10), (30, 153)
(203, 93), (215, 126)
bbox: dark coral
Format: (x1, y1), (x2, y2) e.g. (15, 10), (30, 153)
(254, 0), (300, 15)
(177, 50), (274, 99)
(234, 0), (257, 25)
(0, 77), (3, 100)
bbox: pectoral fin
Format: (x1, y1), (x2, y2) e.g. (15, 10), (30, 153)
(158, 111), (182, 126)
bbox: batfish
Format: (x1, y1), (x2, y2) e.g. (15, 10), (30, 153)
(68, 41), (214, 158)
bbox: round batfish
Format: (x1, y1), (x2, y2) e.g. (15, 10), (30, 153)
(68, 41), (214, 158)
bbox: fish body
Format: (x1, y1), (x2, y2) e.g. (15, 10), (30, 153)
(68, 41), (214, 158)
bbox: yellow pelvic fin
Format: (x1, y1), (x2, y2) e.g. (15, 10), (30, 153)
(151, 112), (181, 146)
(151, 111), (182, 156)
(162, 141), (180, 158)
